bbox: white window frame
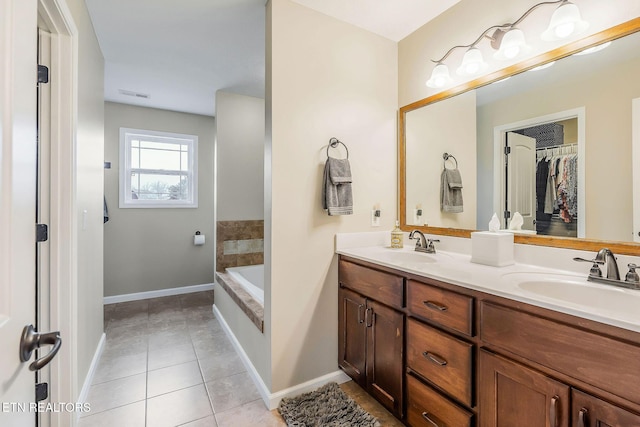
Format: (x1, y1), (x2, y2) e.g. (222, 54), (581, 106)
(119, 127), (198, 208)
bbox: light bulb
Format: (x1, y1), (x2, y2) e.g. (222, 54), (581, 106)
(457, 48), (488, 76)
(494, 28), (530, 61)
(426, 63), (453, 88)
(542, 1), (588, 41)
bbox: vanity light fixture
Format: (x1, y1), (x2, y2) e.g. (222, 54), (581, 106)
(426, 0), (589, 89)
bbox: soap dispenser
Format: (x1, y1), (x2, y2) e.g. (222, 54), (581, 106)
(391, 221), (403, 249)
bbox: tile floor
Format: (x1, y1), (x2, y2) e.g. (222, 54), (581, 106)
(80, 291), (401, 427)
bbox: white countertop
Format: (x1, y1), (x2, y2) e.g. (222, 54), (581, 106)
(337, 245), (640, 334)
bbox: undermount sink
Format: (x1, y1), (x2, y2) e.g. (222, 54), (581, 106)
(502, 272), (640, 312)
(383, 251), (439, 264)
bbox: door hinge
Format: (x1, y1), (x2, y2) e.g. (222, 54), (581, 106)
(36, 224), (48, 242)
(504, 146), (511, 155)
(37, 65), (49, 84)
(35, 383), (48, 402)
(504, 210), (511, 219)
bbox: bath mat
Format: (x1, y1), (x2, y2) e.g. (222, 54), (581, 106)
(277, 382), (380, 427)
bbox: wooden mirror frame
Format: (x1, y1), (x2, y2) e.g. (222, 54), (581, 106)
(399, 18), (640, 255)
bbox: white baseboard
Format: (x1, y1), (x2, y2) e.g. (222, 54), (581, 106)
(104, 283), (214, 305)
(76, 332), (106, 421)
(212, 304), (350, 411)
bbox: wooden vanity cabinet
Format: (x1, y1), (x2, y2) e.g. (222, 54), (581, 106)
(338, 259), (404, 418)
(338, 255), (640, 427)
(479, 349), (570, 427)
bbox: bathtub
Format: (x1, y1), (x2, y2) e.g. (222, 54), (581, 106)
(226, 264), (264, 305)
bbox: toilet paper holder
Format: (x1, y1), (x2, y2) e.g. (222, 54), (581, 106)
(193, 231), (205, 246)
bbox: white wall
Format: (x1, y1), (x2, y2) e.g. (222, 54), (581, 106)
(103, 102), (216, 297)
(65, 0), (106, 396)
(216, 91), (265, 221)
(267, 0), (398, 392)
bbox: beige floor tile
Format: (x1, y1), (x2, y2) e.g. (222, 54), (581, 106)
(178, 415), (218, 426)
(205, 372), (261, 413)
(148, 329), (192, 350)
(85, 373), (146, 415)
(147, 360), (204, 398)
(78, 401), (145, 427)
(198, 352), (245, 383)
(192, 334), (235, 360)
(92, 351), (147, 384)
(146, 384), (213, 427)
(215, 400), (285, 427)
(148, 342), (197, 371)
(180, 291), (214, 308)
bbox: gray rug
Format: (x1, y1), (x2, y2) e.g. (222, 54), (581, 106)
(277, 382), (380, 427)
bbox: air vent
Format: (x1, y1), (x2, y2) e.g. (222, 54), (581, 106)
(118, 89), (150, 99)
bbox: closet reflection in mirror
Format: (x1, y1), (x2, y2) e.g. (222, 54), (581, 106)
(404, 28), (640, 243)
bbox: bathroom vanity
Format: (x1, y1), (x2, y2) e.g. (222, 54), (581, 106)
(337, 246), (640, 427)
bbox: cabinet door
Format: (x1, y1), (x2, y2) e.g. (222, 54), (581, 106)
(338, 287), (367, 386)
(367, 299), (404, 418)
(479, 350), (570, 427)
(572, 389), (640, 427)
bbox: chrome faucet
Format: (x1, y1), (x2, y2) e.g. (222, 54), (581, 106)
(573, 248), (640, 290)
(594, 248), (620, 280)
(409, 230), (439, 254)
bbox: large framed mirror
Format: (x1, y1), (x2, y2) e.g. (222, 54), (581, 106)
(400, 18), (640, 255)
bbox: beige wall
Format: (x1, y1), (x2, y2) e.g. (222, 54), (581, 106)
(405, 90), (476, 229)
(267, 0), (398, 392)
(103, 102), (215, 296)
(477, 56), (640, 241)
(65, 0), (106, 397)
(215, 91), (265, 222)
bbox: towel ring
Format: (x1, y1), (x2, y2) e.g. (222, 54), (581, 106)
(443, 152), (458, 169)
(327, 137), (349, 159)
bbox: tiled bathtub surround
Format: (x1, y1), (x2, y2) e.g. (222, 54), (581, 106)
(215, 272), (264, 332)
(216, 220), (264, 272)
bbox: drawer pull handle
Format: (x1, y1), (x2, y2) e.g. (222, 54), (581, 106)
(365, 307), (373, 328)
(422, 351), (448, 366)
(421, 412), (441, 427)
(357, 304), (364, 324)
(578, 408), (588, 427)
(423, 300), (448, 312)
(550, 395), (560, 427)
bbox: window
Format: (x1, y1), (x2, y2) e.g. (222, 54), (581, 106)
(119, 128), (198, 208)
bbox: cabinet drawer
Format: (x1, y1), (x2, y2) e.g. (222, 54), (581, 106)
(339, 259), (403, 309)
(407, 374), (473, 427)
(481, 302), (640, 405)
(407, 319), (473, 406)
(407, 279), (473, 336)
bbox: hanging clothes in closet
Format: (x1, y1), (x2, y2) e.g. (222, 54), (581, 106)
(536, 147), (578, 223)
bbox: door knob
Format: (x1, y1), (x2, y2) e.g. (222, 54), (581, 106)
(20, 324), (62, 371)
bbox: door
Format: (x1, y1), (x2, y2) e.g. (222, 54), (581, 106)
(0, 1), (38, 424)
(479, 350), (570, 427)
(338, 287), (367, 386)
(572, 389), (640, 427)
(506, 132), (536, 231)
(366, 299), (404, 418)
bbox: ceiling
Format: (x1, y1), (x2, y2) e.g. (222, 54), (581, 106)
(86, 0), (459, 117)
